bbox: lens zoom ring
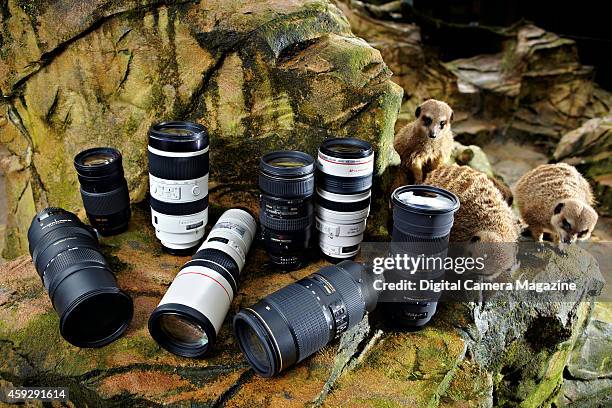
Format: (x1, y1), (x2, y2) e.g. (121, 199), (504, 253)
(259, 213), (313, 231)
(150, 196), (209, 216)
(317, 172), (373, 194)
(33, 230), (97, 271)
(319, 266), (364, 327)
(80, 183), (130, 216)
(259, 174), (314, 199)
(44, 247), (107, 290)
(267, 283), (329, 362)
(192, 248), (240, 281)
(148, 151), (209, 180)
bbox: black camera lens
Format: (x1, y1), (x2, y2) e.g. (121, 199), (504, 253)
(259, 151), (315, 270)
(386, 185), (459, 328)
(28, 208), (133, 347)
(148, 121), (210, 255)
(315, 138), (374, 262)
(233, 260), (377, 377)
(74, 147), (130, 235)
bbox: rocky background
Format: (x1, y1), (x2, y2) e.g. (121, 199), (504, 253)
(0, 0), (610, 407)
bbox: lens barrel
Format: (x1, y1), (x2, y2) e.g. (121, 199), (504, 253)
(148, 121), (209, 254)
(28, 208), (133, 347)
(386, 185), (459, 327)
(149, 209), (256, 358)
(315, 138), (374, 261)
(259, 151), (315, 270)
(233, 260), (377, 377)
(74, 147), (131, 235)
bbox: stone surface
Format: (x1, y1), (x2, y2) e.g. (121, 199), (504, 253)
(0, 0), (403, 258)
(554, 115), (612, 216)
(0, 205), (605, 406)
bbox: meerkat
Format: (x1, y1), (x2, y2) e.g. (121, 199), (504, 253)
(425, 165), (519, 277)
(394, 99), (454, 184)
(515, 163), (598, 245)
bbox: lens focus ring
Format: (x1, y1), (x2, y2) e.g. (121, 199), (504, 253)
(258, 174), (314, 199)
(266, 283), (330, 361)
(148, 150), (209, 181)
(80, 184), (130, 216)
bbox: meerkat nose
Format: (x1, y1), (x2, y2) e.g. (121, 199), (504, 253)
(429, 131), (436, 138)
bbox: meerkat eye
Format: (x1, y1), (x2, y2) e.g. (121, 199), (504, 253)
(423, 116), (432, 126)
(578, 229), (589, 237)
(440, 121), (446, 129)
(562, 219), (572, 232)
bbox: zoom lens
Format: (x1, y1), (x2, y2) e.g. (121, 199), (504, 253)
(149, 209), (256, 357)
(259, 151), (315, 270)
(148, 121), (209, 255)
(74, 147), (130, 235)
(315, 138), (374, 261)
(387, 185), (459, 328)
(233, 260), (377, 377)
(27, 208), (133, 347)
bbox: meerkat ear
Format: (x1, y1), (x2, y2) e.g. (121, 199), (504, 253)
(554, 202), (564, 214)
(415, 106), (421, 118)
(450, 110), (454, 122)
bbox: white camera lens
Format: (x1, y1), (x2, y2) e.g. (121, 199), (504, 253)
(315, 138), (374, 261)
(148, 121), (209, 254)
(148, 209), (257, 358)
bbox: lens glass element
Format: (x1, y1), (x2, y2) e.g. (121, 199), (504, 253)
(396, 190), (456, 211)
(157, 314), (208, 347)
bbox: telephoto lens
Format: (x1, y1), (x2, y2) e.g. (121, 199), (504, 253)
(149, 209), (256, 358)
(148, 121), (209, 255)
(387, 185), (459, 328)
(233, 260), (378, 377)
(74, 147), (131, 235)
(259, 150), (315, 270)
(28, 208), (133, 348)
(315, 138), (374, 261)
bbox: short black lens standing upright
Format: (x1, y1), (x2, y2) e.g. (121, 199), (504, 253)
(259, 151), (315, 270)
(386, 185), (459, 328)
(74, 147), (131, 235)
(28, 208), (133, 347)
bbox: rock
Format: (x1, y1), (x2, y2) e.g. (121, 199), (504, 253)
(448, 142), (494, 177)
(554, 115), (612, 216)
(0, 0), (403, 258)
(0, 206), (603, 406)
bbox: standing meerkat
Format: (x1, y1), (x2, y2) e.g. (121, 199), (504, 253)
(425, 165), (519, 277)
(394, 99), (454, 184)
(515, 163), (598, 244)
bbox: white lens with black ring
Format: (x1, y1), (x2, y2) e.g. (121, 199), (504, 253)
(317, 138), (374, 194)
(148, 121), (209, 255)
(149, 209), (256, 358)
(315, 188), (370, 261)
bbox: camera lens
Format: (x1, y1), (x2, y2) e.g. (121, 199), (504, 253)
(317, 138), (374, 194)
(149, 209), (256, 358)
(259, 151), (315, 270)
(387, 185), (459, 327)
(148, 121), (209, 255)
(27, 207), (133, 347)
(233, 260), (377, 377)
(315, 138), (374, 261)
(74, 147), (131, 235)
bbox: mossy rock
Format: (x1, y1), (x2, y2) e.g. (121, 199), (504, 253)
(0, 0), (403, 258)
(0, 206), (604, 406)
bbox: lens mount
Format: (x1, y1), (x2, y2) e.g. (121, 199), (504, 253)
(149, 303), (216, 358)
(148, 121), (209, 153)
